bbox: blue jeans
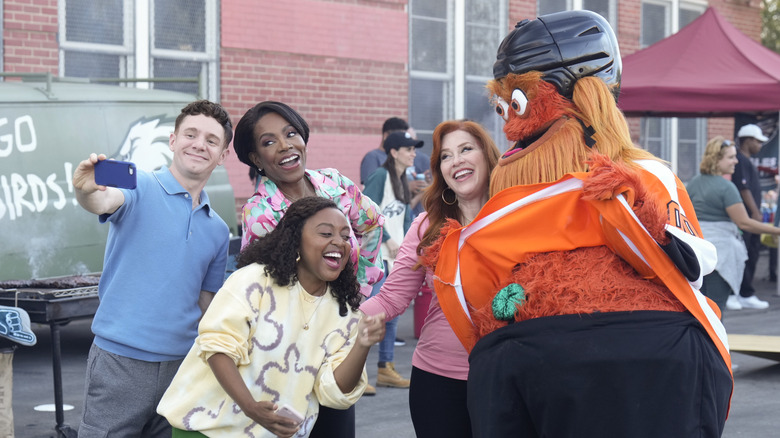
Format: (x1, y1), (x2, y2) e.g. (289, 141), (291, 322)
(370, 262), (398, 363)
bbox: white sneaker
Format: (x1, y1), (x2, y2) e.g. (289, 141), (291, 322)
(726, 295), (742, 310)
(737, 295), (769, 309)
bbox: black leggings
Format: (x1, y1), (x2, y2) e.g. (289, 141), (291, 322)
(308, 405), (354, 438)
(409, 367), (472, 438)
(740, 231), (760, 297)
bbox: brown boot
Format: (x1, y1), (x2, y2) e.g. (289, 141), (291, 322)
(376, 362), (410, 388)
(363, 383), (376, 396)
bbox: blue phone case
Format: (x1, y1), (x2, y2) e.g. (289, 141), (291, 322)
(95, 160), (137, 189)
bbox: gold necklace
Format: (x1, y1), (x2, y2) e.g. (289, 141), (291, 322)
(279, 181), (314, 203)
(299, 284), (326, 330)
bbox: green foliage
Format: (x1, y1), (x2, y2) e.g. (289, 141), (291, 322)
(762, 0), (780, 53)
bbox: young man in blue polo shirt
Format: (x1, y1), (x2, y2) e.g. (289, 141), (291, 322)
(72, 100), (233, 437)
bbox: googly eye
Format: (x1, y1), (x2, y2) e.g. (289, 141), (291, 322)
(494, 97), (510, 121)
(511, 89), (528, 116)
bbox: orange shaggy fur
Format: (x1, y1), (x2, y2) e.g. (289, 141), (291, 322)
(487, 72), (574, 142)
(471, 247), (686, 340)
(467, 72), (683, 340)
(490, 117), (590, 194)
(488, 74), (660, 196)
(583, 152), (670, 245)
(418, 218), (459, 272)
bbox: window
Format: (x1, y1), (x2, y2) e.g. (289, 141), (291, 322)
(641, 0), (703, 48)
(410, 0), (508, 152)
(60, 0), (129, 79)
(639, 0), (707, 180)
(58, 0), (219, 99)
(151, 0), (218, 96)
(538, 0), (617, 27)
(676, 118), (706, 182)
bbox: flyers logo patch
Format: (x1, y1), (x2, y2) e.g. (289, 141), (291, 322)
(667, 200), (699, 237)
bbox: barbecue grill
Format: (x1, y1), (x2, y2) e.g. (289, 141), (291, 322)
(0, 275), (100, 438)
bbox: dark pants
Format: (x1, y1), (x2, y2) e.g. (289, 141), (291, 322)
(740, 231), (761, 297)
(701, 271), (730, 316)
(467, 311), (732, 438)
(409, 367), (472, 438)
(309, 405), (354, 438)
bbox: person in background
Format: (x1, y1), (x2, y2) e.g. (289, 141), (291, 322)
(730, 123), (771, 309)
(405, 127), (432, 220)
(360, 117), (409, 185)
(761, 188), (778, 282)
(687, 136), (780, 314)
(361, 118), (428, 222)
(399, 126), (430, 347)
(72, 100), (233, 437)
(158, 197), (386, 438)
(361, 119), (500, 436)
(361, 131), (424, 390)
(232, 100), (384, 436)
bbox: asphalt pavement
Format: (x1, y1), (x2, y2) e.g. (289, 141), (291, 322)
(10, 255), (780, 437)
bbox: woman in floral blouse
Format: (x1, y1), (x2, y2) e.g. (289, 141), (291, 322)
(232, 101), (384, 438)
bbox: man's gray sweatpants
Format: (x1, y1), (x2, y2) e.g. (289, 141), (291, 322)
(78, 343), (182, 438)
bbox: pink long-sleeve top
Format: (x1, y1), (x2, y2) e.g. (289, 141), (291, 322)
(360, 213), (469, 380)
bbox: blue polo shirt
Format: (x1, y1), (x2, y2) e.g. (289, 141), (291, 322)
(93, 167), (229, 361)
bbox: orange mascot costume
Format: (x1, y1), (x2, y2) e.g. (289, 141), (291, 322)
(429, 10), (733, 438)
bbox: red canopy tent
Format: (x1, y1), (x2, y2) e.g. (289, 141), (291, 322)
(618, 7), (780, 118)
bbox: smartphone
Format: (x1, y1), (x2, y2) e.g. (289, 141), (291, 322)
(275, 404), (304, 425)
(94, 159), (137, 189)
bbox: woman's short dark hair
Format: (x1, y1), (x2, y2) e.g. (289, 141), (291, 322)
(233, 101), (310, 173)
(236, 196), (361, 315)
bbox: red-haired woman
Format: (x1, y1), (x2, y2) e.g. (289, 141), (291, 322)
(361, 119), (500, 438)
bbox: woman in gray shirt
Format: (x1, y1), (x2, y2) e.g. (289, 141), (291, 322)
(687, 136), (780, 313)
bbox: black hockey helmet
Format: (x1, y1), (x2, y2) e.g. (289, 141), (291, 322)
(493, 10), (621, 101)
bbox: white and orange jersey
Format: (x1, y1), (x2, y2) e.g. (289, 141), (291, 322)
(432, 163), (729, 371)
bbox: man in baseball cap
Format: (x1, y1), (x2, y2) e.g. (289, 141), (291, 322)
(737, 123), (769, 143)
(383, 131), (424, 153)
(730, 123), (771, 310)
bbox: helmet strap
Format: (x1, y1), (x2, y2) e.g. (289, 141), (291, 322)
(575, 118), (597, 148)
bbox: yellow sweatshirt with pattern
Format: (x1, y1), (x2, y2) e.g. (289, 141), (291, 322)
(157, 263), (366, 437)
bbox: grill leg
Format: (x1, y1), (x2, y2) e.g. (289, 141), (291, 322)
(50, 323), (77, 438)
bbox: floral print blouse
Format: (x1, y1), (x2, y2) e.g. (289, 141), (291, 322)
(241, 168), (385, 296)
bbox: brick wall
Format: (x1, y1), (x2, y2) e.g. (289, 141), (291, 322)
(222, 0), (407, 64)
(617, 0), (642, 56)
(1, 0), (769, 213)
(2, 0), (59, 73)
(507, 0), (536, 24)
(220, 0), (410, 209)
(712, 0), (763, 40)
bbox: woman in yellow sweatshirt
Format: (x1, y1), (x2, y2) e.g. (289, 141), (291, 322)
(158, 197), (386, 437)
